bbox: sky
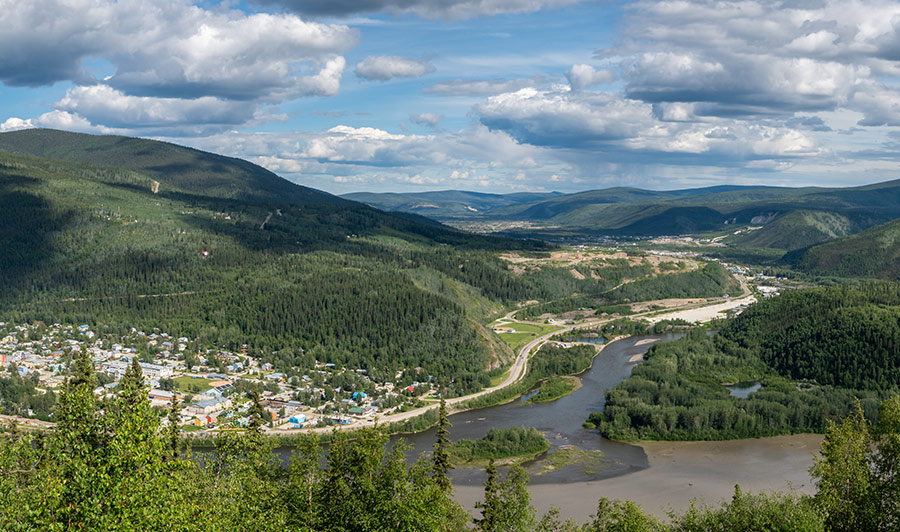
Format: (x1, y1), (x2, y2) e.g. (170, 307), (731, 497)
(2, 0), (900, 194)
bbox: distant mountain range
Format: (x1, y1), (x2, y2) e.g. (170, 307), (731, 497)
(348, 181), (900, 252)
(342, 190), (561, 218)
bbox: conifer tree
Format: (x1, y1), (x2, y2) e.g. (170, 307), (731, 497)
(167, 395), (182, 460)
(433, 396), (453, 491)
(475, 459), (498, 532)
(247, 385), (268, 434)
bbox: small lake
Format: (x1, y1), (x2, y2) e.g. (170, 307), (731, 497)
(726, 381), (763, 398)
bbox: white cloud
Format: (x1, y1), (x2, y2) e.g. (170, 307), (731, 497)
(410, 113), (444, 128)
(477, 87), (821, 159)
(252, 0), (583, 20)
(565, 64), (614, 90)
(424, 77), (542, 96)
(1, 111), (118, 134)
(56, 85), (258, 129)
(355, 56), (435, 81)
(0, 1), (357, 100)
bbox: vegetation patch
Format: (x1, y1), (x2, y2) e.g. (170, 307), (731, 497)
(536, 446), (606, 476)
(448, 426), (549, 466)
(525, 376), (579, 404)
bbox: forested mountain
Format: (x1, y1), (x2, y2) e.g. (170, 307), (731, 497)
(0, 130), (550, 394)
(0, 128), (343, 205)
(784, 217), (900, 279)
(592, 283), (900, 441)
(729, 210), (856, 250)
(341, 189), (559, 219)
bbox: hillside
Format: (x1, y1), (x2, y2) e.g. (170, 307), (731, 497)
(730, 210), (856, 250)
(0, 130), (550, 395)
(785, 217), (900, 279)
(0, 128), (342, 205)
(341, 189), (559, 219)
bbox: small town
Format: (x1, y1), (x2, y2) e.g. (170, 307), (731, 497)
(0, 321), (438, 434)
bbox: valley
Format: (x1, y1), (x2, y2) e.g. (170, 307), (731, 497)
(2, 129), (900, 530)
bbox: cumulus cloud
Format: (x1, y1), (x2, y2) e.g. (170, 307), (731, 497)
(0, 1), (356, 97)
(355, 56), (435, 81)
(177, 123), (552, 193)
(476, 87), (821, 160)
(0, 0), (355, 135)
(614, 0), (900, 124)
(1, 111), (117, 134)
(410, 113), (443, 128)
(55, 85), (258, 129)
(565, 64), (613, 90)
(424, 77), (542, 96)
(252, 0), (583, 20)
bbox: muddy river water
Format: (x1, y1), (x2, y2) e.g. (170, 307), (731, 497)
(393, 334), (823, 521)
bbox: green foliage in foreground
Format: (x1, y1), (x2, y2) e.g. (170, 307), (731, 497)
(1, 350), (899, 531)
(448, 426), (549, 465)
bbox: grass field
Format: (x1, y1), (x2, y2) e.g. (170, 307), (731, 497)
(172, 376), (216, 393)
(493, 322), (563, 352)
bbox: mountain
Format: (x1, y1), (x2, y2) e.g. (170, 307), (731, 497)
(729, 210), (857, 250)
(0, 128), (342, 205)
(0, 129), (546, 394)
(784, 217), (900, 279)
(386, 180), (900, 247)
(341, 189), (560, 219)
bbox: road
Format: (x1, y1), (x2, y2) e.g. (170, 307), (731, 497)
(267, 277), (755, 435)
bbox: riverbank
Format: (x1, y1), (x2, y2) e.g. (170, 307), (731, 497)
(453, 433), (823, 521)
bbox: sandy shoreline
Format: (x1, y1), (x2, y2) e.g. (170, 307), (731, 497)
(453, 433), (823, 522)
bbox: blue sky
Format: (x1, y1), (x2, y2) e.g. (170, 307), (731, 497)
(2, 0), (900, 194)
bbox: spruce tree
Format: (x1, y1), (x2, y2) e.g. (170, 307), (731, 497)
(433, 396), (453, 491)
(247, 385), (268, 434)
(167, 395), (182, 460)
(475, 459), (498, 532)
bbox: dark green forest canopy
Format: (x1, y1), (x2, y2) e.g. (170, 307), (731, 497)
(592, 283), (900, 441)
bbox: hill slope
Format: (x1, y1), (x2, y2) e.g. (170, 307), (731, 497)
(592, 283), (900, 441)
(0, 128), (341, 205)
(785, 217), (900, 279)
(341, 189), (559, 219)
(730, 210), (856, 250)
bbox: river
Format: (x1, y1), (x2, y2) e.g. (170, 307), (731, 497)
(389, 334), (822, 521)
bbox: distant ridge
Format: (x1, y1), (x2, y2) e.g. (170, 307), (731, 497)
(353, 179), (900, 247)
(785, 216), (900, 279)
(342, 189), (560, 218)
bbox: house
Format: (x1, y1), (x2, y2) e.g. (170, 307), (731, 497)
(148, 389), (175, 402)
(348, 406), (375, 419)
